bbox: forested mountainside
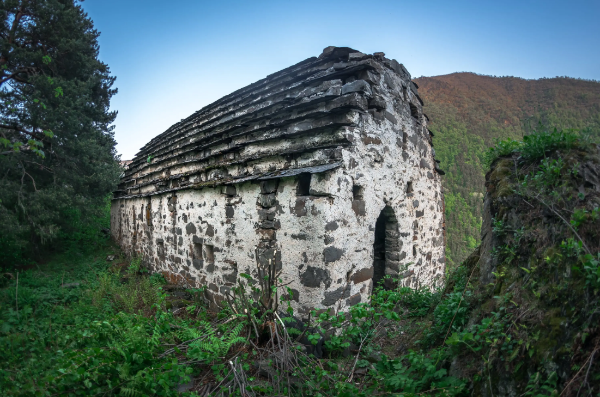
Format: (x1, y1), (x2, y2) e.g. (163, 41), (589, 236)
(415, 73), (600, 266)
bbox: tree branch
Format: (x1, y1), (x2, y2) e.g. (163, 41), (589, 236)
(20, 162), (38, 191)
(0, 68), (32, 86)
(0, 123), (48, 142)
(8, 6), (26, 46)
(0, 3), (28, 69)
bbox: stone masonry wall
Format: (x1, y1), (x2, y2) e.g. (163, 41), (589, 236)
(111, 47), (445, 314)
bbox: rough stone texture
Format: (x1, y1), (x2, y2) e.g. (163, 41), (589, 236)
(111, 46), (446, 312)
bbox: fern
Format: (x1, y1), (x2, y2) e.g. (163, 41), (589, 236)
(186, 321), (245, 362)
(119, 387), (142, 397)
(119, 369), (147, 397)
(150, 320), (161, 348)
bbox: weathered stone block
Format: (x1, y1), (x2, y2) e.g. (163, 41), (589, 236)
(352, 267), (374, 284)
(300, 266), (331, 289)
(352, 200), (366, 216)
(185, 222), (196, 235)
(258, 193), (277, 208)
(342, 80), (372, 97)
(258, 209), (275, 221)
(223, 270), (238, 283)
(368, 95), (386, 110)
(325, 221), (339, 231)
(386, 251), (401, 261)
(221, 185), (236, 196)
(321, 286), (351, 306)
(192, 259), (203, 270)
(259, 220), (277, 229)
(260, 179), (279, 194)
(348, 52), (368, 61)
(323, 246), (344, 263)
(257, 228), (276, 241)
(384, 110), (397, 124)
(346, 293), (362, 306)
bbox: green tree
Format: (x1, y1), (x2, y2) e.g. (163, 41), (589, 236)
(0, 0), (120, 263)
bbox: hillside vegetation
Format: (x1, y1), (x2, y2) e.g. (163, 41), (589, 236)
(415, 73), (600, 266)
(2, 128), (599, 396)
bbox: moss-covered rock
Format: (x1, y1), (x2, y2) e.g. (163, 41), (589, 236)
(423, 139), (600, 396)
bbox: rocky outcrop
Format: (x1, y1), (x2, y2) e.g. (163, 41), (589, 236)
(444, 143), (600, 396)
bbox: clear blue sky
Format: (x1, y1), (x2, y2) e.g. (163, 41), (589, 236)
(81, 0), (600, 159)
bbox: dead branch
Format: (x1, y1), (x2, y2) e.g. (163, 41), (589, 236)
(561, 343), (599, 396)
(347, 333), (368, 383)
(576, 348), (596, 397)
(527, 195), (592, 256)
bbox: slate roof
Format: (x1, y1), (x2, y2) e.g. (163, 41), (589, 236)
(114, 46), (420, 199)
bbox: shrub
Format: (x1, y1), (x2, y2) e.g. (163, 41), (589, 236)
(520, 126), (579, 160)
(484, 137), (522, 167)
(376, 349), (466, 395)
(484, 124), (581, 167)
(396, 286), (440, 317)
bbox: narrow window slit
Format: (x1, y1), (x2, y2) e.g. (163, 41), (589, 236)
(297, 173), (311, 196)
(409, 103), (419, 119)
(353, 185), (364, 200)
(204, 244), (215, 264)
(192, 241), (203, 260)
(157, 241), (165, 257)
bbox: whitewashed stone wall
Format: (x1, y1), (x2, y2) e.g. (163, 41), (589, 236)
(111, 47), (445, 314)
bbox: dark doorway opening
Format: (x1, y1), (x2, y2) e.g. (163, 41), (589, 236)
(372, 206), (399, 292)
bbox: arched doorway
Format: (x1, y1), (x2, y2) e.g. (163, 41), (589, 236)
(372, 205), (399, 291)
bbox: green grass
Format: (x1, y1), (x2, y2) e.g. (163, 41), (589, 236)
(0, 244), (196, 396)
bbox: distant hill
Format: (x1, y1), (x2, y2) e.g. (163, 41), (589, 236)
(415, 72), (600, 266)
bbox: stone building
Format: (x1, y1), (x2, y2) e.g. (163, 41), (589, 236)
(111, 46), (446, 314)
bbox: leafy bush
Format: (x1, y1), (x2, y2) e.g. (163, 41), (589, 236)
(91, 272), (164, 315)
(376, 349), (466, 395)
(485, 124), (581, 168)
(396, 286), (439, 317)
(484, 137), (523, 167)
(520, 126), (579, 160)
(184, 321), (246, 363)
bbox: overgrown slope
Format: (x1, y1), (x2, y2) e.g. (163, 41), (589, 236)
(3, 126), (599, 395)
(410, 129), (600, 395)
(415, 73), (600, 266)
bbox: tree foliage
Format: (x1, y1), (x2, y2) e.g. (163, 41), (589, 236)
(416, 72), (600, 267)
(0, 0), (120, 263)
